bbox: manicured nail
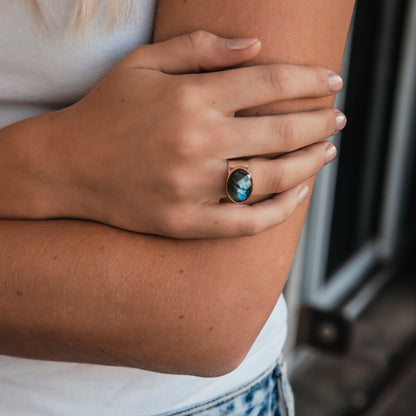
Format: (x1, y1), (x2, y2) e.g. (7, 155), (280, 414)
(297, 185), (309, 205)
(226, 38), (259, 50)
(334, 110), (347, 132)
(325, 143), (337, 163)
(328, 72), (343, 92)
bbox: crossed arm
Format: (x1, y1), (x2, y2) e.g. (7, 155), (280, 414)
(0, 0), (355, 376)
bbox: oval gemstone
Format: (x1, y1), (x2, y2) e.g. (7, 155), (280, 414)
(227, 168), (253, 203)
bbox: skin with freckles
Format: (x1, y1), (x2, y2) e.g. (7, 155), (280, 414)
(0, 0), (355, 376)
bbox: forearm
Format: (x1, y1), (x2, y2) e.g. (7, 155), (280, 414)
(0, 109), (75, 219)
(0, 219), (269, 376)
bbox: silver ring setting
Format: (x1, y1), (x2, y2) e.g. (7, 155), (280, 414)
(226, 160), (253, 203)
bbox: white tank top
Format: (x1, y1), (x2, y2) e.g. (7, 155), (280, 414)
(0, 1), (288, 415)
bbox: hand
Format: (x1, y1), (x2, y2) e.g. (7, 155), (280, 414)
(55, 31), (345, 238)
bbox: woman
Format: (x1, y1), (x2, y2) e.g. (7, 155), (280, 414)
(0, 0), (355, 415)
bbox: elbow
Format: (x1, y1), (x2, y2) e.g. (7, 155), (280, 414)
(192, 359), (246, 378)
(184, 343), (250, 378)
(155, 313), (260, 378)
(129, 264), (280, 377)
(182, 299), (269, 377)
(192, 289), (278, 377)
(137, 336), (251, 378)
(178, 296), (279, 377)
(198, 327), (259, 377)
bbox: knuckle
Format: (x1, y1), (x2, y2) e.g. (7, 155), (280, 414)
(278, 202), (294, 223)
(267, 65), (291, 95)
(187, 30), (213, 50)
(277, 118), (296, 148)
(266, 69), (282, 95)
(242, 217), (262, 236)
(170, 81), (200, 112)
(268, 165), (287, 192)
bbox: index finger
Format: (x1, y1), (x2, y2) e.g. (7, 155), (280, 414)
(200, 64), (343, 113)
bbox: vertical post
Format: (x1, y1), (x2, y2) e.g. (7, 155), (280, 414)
(379, 0), (416, 259)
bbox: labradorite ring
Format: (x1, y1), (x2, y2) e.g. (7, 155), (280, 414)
(226, 160), (253, 203)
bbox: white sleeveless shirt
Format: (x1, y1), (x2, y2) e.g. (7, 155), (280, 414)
(0, 1), (288, 415)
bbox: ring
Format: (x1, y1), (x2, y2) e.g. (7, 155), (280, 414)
(226, 160), (253, 203)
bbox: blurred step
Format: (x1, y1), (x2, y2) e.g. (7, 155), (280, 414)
(365, 348), (416, 416)
(290, 267), (416, 416)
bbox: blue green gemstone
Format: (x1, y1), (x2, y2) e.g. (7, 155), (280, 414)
(227, 168), (253, 202)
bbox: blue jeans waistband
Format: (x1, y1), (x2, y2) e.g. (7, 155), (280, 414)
(157, 354), (295, 416)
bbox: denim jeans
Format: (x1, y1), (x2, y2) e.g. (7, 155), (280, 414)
(159, 355), (295, 416)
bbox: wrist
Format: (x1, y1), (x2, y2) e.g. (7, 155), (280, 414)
(38, 106), (93, 220)
(0, 108), (84, 220)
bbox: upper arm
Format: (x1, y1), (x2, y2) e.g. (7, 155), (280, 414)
(152, 0), (356, 353)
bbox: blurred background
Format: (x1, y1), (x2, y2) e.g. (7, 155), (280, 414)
(283, 0), (416, 414)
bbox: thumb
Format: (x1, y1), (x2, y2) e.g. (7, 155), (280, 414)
(125, 30), (261, 74)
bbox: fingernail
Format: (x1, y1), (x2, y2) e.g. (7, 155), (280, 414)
(325, 143), (337, 163)
(297, 185), (309, 205)
(334, 110), (347, 132)
(226, 38), (259, 50)
(328, 72), (343, 92)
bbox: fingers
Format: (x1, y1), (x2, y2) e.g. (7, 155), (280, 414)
(186, 185), (309, 238)
(124, 31), (342, 115)
(218, 109), (346, 159)
(207, 140), (336, 201)
(202, 64), (343, 113)
(188, 140), (338, 203)
(125, 30), (261, 74)
(245, 141), (336, 198)
(163, 137), (333, 238)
